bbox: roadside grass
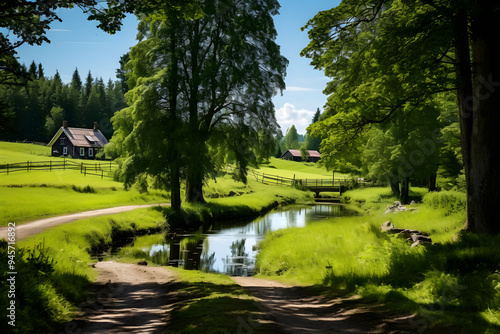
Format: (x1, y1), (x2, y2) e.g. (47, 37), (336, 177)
(166, 268), (280, 334)
(0, 208), (166, 334)
(0, 186), (168, 226)
(256, 187), (500, 333)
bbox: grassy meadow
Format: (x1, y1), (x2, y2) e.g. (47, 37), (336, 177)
(0, 142), (168, 225)
(256, 187), (500, 333)
(0, 142), (315, 333)
(257, 157), (348, 180)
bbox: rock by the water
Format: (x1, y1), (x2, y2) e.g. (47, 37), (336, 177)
(380, 222), (433, 247)
(384, 201), (407, 214)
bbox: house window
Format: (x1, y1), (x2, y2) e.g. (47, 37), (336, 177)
(63, 147), (68, 155)
(89, 148), (94, 157)
(60, 137), (65, 145)
(80, 148), (85, 156)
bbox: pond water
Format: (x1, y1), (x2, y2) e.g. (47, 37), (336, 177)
(141, 204), (357, 276)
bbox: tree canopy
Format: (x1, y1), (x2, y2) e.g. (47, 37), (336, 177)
(109, 0), (287, 212)
(302, 0), (500, 234)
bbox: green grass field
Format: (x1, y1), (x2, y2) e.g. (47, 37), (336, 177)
(0, 142), (168, 225)
(0, 142), (53, 162)
(256, 157), (349, 180)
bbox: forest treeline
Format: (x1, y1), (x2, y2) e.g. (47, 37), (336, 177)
(0, 61), (126, 142)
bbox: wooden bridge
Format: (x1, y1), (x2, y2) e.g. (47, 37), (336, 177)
(295, 178), (347, 196)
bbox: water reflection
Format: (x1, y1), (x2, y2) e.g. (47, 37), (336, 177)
(145, 204), (356, 276)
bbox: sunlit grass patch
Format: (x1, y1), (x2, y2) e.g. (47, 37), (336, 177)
(256, 157), (347, 180)
(0, 142), (52, 162)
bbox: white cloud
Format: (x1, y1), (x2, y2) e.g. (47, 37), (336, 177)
(275, 103), (315, 135)
(286, 86), (316, 92)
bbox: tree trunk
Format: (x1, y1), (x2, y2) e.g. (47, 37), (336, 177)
(185, 174), (206, 204)
(465, 1), (500, 234)
(390, 177), (400, 198)
(428, 173), (437, 192)
(453, 8), (475, 231)
(184, 20), (206, 205)
(168, 16), (182, 212)
(400, 177), (409, 204)
(170, 162), (182, 211)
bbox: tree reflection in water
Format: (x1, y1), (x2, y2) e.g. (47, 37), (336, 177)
(222, 239), (254, 276)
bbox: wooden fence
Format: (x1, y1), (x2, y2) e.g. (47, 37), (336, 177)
(0, 159), (117, 179)
(248, 169), (355, 192)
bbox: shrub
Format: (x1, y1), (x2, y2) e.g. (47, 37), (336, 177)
(423, 190), (466, 215)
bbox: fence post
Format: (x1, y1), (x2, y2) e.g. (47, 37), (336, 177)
(50, 161), (52, 172)
(101, 170), (104, 179)
(84, 167), (86, 176)
(63, 159), (66, 171)
(6, 164), (9, 175)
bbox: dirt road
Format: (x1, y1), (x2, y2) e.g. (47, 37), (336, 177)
(231, 277), (414, 334)
(68, 261), (176, 334)
(0, 203), (168, 241)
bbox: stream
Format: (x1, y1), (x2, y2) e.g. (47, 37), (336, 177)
(130, 204), (357, 276)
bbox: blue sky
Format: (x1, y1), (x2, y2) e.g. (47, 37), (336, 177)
(15, 1), (338, 135)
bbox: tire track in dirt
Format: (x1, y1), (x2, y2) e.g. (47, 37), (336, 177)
(67, 261), (176, 334)
(231, 277), (415, 334)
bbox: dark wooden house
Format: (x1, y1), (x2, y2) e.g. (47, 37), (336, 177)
(281, 149), (321, 163)
(47, 121), (108, 159)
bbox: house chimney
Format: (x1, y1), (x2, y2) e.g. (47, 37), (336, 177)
(93, 121), (98, 132)
(63, 120), (68, 128)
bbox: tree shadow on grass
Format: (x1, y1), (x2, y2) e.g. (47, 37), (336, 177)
(321, 232), (500, 333)
(165, 281), (282, 334)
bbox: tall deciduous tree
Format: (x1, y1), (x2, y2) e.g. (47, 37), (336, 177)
(110, 0), (287, 211)
(283, 125), (299, 150)
(302, 0), (500, 234)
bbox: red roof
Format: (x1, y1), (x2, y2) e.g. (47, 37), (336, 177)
(47, 126), (108, 148)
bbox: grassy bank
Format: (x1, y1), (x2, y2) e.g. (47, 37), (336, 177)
(166, 173), (313, 229)
(256, 187), (500, 333)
